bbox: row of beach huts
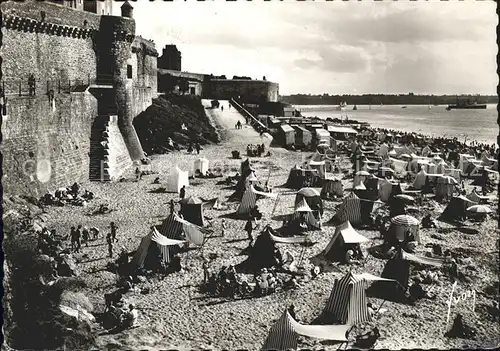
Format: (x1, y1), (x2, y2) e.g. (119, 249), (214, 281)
(257, 115), (367, 150)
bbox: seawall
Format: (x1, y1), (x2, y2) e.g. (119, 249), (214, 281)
(0, 1), (158, 196)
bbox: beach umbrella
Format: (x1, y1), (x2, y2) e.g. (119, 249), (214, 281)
(356, 170), (370, 176)
(466, 205), (492, 214)
(388, 150), (397, 156)
(179, 196), (204, 205)
(394, 194), (415, 203)
(396, 134), (402, 137)
(386, 133), (393, 137)
(400, 154), (411, 159)
(297, 187), (320, 197)
(391, 214), (419, 226)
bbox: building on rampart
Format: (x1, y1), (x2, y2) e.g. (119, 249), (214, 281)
(0, 0), (158, 196)
(158, 45), (182, 71)
(45, 0), (114, 15)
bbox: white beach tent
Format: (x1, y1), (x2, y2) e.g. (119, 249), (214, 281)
(193, 158), (209, 175)
(412, 169), (428, 190)
(321, 221), (369, 261)
(167, 167), (189, 193)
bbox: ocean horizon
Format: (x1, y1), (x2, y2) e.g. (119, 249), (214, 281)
(294, 104), (498, 145)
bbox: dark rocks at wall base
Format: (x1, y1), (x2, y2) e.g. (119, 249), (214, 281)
(134, 95), (220, 155)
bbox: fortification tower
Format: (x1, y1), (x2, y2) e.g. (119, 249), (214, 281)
(95, 1), (145, 161)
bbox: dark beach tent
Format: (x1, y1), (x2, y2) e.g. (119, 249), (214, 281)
(367, 249), (444, 303)
(321, 177), (344, 199)
(286, 166), (318, 189)
(439, 195), (477, 222)
(321, 271), (372, 325)
(360, 199), (385, 224)
(435, 176), (457, 202)
(295, 187), (323, 215)
(237, 228), (281, 273)
(321, 221), (369, 262)
(179, 196), (205, 226)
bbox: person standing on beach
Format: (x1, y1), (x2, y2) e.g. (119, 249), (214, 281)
(180, 185), (186, 199)
(75, 225), (82, 252)
(244, 218), (253, 244)
(221, 218), (227, 237)
(169, 199), (175, 214)
(110, 222), (118, 242)
(106, 232), (114, 258)
(70, 226), (77, 251)
(195, 143), (201, 155)
(82, 226), (90, 247)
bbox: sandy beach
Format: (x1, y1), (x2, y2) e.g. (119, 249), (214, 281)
(39, 100), (499, 350)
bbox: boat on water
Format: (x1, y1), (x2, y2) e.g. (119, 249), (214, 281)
(353, 105), (357, 110)
(401, 106), (407, 109)
(446, 96), (487, 110)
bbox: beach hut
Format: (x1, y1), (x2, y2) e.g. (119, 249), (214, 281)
(326, 125), (358, 142)
(387, 215), (420, 244)
(130, 227), (185, 270)
(179, 196), (205, 226)
(193, 158), (209, 175)
(379, 179), (400, 202)
(321, 221), (369, 262)
(292, 126), (312, 149)
(279, 124), (296, 148)
(315, 128), (331, 147)
(167, 167), (189, 193)
(322, 272), (372, 325)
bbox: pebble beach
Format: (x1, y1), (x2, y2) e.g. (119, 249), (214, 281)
(39, 100), (499, 350)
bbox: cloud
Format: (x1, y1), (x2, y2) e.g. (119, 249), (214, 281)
(129, 0), (497, 94)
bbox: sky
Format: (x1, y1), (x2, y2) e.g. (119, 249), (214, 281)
(113, 0), (497, 96)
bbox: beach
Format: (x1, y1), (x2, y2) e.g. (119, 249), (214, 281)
(35, 100), (499, 350)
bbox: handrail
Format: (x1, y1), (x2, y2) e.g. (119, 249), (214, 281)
(229, 98), (270, 133)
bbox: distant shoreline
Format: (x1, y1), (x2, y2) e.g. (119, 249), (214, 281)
(280, 95), (498, 106)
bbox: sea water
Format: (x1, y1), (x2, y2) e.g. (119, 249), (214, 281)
(295, 104), (498, 144)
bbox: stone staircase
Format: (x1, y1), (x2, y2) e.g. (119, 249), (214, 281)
(89, 115), (132, 181)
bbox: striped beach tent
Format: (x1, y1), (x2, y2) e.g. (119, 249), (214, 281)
(323, 272), (372, 325)
(157, 212), (206, 246)
(261, 311), (298, 351)
(435, 176), (457, 202)
(290, 198), (321, 230)
(331, 193), (362, 227)
(158, 213), (184, 240)
(262, 310), (350, 350)
(412, 169), (427, 189)
(236, 185), (277, 218)
(130, 227), (186, 269)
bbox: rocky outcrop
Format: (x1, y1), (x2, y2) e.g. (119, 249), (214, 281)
(133, 95), (220, 155)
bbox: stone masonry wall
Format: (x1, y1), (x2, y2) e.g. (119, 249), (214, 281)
(208, 79), (279, 103)
(1, 93), (98, 196)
